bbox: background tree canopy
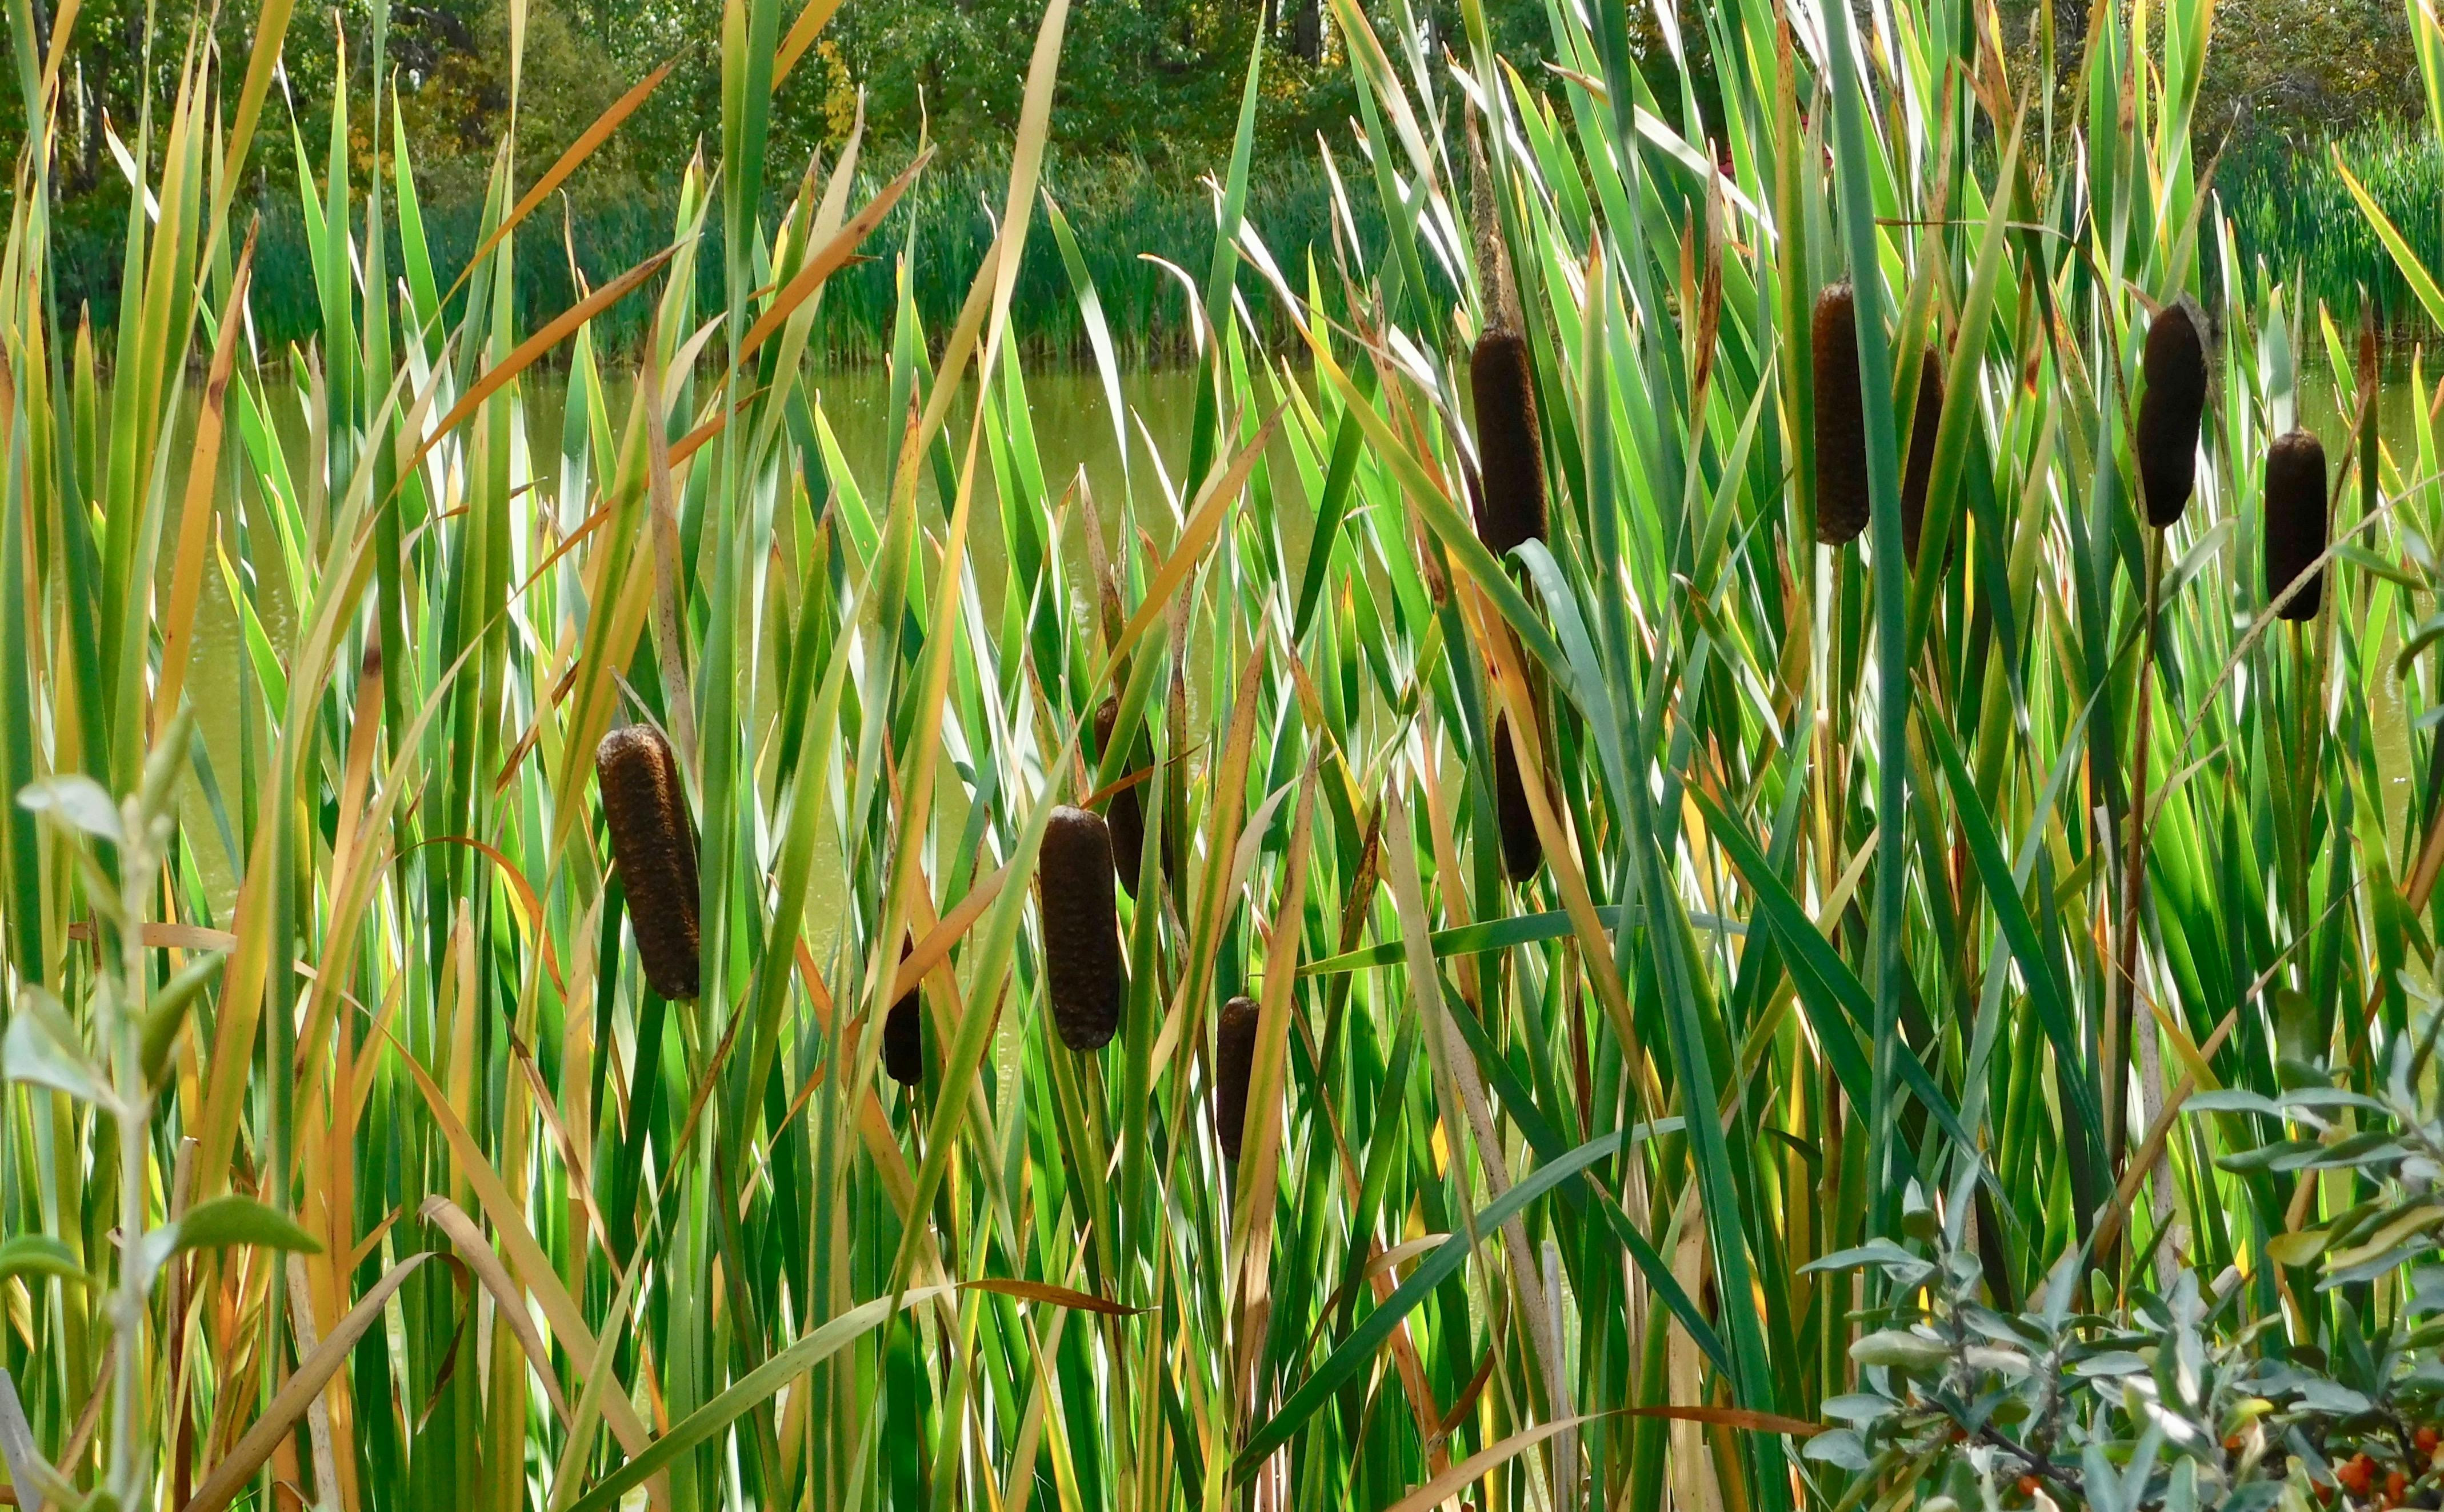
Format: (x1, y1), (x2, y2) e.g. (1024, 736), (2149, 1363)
(1, 0), (2433, 350)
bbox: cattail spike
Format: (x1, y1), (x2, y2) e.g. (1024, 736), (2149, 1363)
(1493, 714), (1542, 882)
(2137, 297), (2210, 527)
(1900, 345), (1946, 569)
(2265, 429), (2328, 622)
(1094, 696), (1148, 894)
(595, 725), (700, 1001)
(1215, 995), (1262, 1164)
(1813, 283), (1869, 546)
(883, 937), (922, 1087)
(1041, 806), (1123, 1051)
(1470, 330), (1547, 560)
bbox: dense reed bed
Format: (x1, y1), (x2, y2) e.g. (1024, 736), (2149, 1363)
(2222, 123), (2444, 326)
(42, 153), (1387, 363)
(13, 0), (2444, 1506)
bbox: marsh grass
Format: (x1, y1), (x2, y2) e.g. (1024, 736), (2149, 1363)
(14, 0), (2444, 1506)
(2221, 122), (2444, 326)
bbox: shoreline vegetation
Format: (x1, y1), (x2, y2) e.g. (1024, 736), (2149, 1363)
(41, 125), (2444, 365)
(24, 0), (2444, 1503)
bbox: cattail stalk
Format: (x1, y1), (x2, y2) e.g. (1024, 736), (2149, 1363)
(1899, 345), (1945, 567)
(2136, 298), (2209, 527)
(596, 724), (700, 1001)
(1493, 714), (1542, 882)
(1470, 329), (1547, 559)
(1041, 805), (1123, 1051)
(1094, 696), (1148, 894)
(1215, 995), (1261, 1163)
(1465, 102), (1546, 566)
(884, 937), (922, 1087)
(2265, 429), (2327, 621)
(1812, 283), (1869, 546)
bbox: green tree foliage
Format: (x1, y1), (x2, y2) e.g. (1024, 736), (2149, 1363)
(5, 0), (1558, 207)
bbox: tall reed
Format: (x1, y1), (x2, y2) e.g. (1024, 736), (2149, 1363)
(9, 0), (2444, 1506)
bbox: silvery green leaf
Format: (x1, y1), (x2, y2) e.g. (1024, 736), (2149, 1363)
(1820, 1392), (1899, 1425)
(134, 1225), (181, 1291)
(2290, 1378), (2370, 1414)
(2183, 1089), (2287, 1117)
(1801, 1239), (1930, 1280)
(2278, 1131), (2404, 1171)
(2, 1002), (102, 1105)
(2041, 1250), (2082, 1330)
(2218, 1139), (2319, 1172)
(2071, 1351), (2150, 1377)
(137, 709), (193, 825)
(2084, 1441), (2127, 1512)
(1964, 1309), (2047, 1347)
(2279, 1088), (2391, 1114)
(17, 775), (123, 842)
(2162, 1458), (2199, 1512)
(1961, 1346), (2031, 1377)
(1850, 1328), (1951, 1373)
(1800, 1429), (1869, 1471)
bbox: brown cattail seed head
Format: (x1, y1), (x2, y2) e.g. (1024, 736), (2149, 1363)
(1493, 714), (1542, 883)
(1215, 995), (1262, 1163)
(1093, 696), (1147, 895)
(1812, 284), (1870, 546)
(1469, 329), (1547, 560)
(1900, 346), (1946, 568)
(2137, 298), (2209, 527)
(1040, 805), (1123, 1052)
(883, 937), (922, 1087)
(2265, 428), (2328, 622)
(595, 725), (700, 1001)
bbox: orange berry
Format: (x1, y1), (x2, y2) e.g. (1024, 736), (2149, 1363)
(2419, 1425), (2441, 1456)
(2389, 1469), (2409, 1498)
(2339, 1454), (2377, 1496)
(2223, 1433), (2244, 1453)
(2015, 1474), (2039, 1496)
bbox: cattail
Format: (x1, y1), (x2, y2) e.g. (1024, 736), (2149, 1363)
(1093, 696), (1148, 894)
(1813, 283), (1870, 547)
(1470, 329), (1547, 560)
(2137, 298), (2209, 527)
(883, 937), (922, 1087)
(1041, 805), (1123, 1052)
(1899, 346), (1946, 567)
(2265, 428), (2328, 622)
(1214, 995), (1262, 1163)
(595, 725), (699, 1001)
(1492, 714), (1542, 882)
